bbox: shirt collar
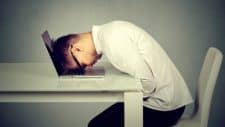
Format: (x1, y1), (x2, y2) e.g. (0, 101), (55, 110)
(92, 25), (102, 55)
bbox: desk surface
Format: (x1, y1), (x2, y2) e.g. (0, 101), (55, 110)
(0, 62), (142, 92)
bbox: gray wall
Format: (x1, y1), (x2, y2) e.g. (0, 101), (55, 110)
(0, 0), (224, 127)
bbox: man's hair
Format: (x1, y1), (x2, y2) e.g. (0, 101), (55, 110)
(53, 34), (79, 67)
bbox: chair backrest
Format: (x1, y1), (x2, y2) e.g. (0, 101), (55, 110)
(195, 47), (223, 127)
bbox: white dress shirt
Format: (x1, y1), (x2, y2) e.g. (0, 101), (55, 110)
(92, 21), (193, 111)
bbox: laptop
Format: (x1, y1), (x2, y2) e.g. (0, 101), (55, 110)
(41, 30), (105, 78)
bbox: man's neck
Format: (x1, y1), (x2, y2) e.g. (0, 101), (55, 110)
(80, 32), (98, 56)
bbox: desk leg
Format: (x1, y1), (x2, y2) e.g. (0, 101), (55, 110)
(124, 92), (143, 127)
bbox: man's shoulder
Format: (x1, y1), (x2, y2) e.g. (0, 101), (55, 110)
(109, 20), (132, 25)
(104, 20), (136, 28)
(99, 20), (139, 37)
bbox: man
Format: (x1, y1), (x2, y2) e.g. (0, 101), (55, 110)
(53, 21), (193, 127)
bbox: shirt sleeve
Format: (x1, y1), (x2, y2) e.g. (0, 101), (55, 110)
(141, 79), (157, 98)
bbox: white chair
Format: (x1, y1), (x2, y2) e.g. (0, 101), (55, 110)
(174, 47), (223, 127)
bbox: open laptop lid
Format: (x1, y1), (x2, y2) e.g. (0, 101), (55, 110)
(41, 31), (66, 76)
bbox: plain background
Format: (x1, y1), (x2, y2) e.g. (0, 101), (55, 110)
(0, 0), (224, 127)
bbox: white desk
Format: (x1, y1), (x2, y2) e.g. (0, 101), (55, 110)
(0, 62), (143, 127)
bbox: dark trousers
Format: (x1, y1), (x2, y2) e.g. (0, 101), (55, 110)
(88, 103), (185, 127)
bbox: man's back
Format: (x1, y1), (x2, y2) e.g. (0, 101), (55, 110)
(92, 20), (193, 111)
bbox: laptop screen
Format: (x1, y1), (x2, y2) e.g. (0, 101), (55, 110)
(41, 31), (66, 75)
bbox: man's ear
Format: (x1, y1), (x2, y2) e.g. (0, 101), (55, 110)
(75, 47), (81, 52)
(73, 42), (84, 52)
(71, 43), (81, 53)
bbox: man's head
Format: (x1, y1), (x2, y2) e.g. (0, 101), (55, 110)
(53, 32), (101, 71)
